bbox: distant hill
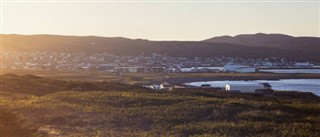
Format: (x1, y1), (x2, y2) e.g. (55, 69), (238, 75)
(203, 33), (320, 50)
(2, 34), (320, 62)
(204, 33), (320, 62)
(203, 33), (295, 47)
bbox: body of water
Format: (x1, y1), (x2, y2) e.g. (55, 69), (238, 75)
(259, 69), (320, 74)
(186, 79), (320, 96)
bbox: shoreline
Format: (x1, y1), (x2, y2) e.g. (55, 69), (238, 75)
(166, 75), (320, 85)
(166, 75), (320, 97)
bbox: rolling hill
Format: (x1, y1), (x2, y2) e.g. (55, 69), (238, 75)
(2, 33), (320, 62)
(203, 33), (295, 47)
(1, 74), (319, 136)
(204, 33), (320, 50)
(0, 74), (145, 96)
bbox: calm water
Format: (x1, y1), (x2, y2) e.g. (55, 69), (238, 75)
(259, 69), (320, 74)
(186, 79), (320, 96)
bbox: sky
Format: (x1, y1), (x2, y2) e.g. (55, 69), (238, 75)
(1, 0), (319, 41)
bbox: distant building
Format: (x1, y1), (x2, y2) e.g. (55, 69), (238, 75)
(223, 63), (256, 73)
(165, 68), (176, 73)
(143, 84), (164, 91)
(143, 81), (175, 91)
(294, 62), (314, 68)
(151, 84), (164, 90)
(128, 67), (138, 73)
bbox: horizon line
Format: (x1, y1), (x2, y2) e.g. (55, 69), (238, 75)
(1, 32), (320, 41)
(2, 0), (320, 3)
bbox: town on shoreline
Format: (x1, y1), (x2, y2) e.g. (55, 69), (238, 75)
(2, 51), (319, 73)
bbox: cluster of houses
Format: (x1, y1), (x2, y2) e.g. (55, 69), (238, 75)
(2, 51), (317, 73)
(222, 62), (316, 73)
(143, 82), (185, 91)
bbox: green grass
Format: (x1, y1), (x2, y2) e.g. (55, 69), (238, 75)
(1, 89), (320, 137)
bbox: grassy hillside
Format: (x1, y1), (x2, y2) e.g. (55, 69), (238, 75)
(3, 72), (320, 97)
(1, 89), (319, 137)
(0, 74), (145, 96)
(1, 74), (319, 136)
(0, 109), (37, 137)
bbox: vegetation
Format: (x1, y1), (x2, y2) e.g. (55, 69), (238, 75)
(0, 108), (37, 137)
(1, 74), (319, 136)
(0, 74), (145, 96)
(1, 88), (320, 136)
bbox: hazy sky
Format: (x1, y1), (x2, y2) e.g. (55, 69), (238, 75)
(1, 0), (319, 40)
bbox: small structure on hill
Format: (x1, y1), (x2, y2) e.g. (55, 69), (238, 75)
(147, 84), (164, 90)
(144, 81), (173, 91)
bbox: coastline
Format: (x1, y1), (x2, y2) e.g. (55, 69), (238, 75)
(166, 75), (320, 85)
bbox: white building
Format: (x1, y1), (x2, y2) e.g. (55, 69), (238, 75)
(128, 67), (138, 73)
(143, 81), (172, 91)
(148, 84), (164, 90)
(223, 63), (256, 73)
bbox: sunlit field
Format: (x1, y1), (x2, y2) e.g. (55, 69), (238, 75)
(1, 74), (319, 136)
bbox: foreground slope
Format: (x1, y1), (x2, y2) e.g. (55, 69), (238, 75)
(1, 89), (320, 136)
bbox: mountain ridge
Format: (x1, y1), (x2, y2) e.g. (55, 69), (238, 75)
(2, 33), (320, 62)
(203, 33), (319, 48)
